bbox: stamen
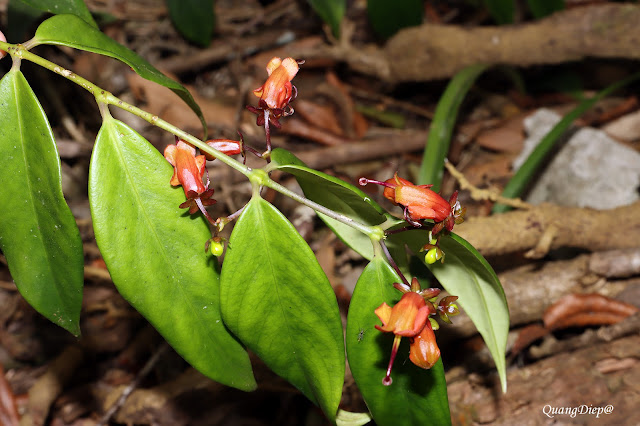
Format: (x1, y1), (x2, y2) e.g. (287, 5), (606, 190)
(358, 177), (393, 188)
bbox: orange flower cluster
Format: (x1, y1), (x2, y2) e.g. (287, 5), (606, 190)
(375, 278), (459, 385)
(163, 138), (243, 222)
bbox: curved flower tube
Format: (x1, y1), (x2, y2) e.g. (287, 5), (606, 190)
(374, 277), (457, 386)
(164, 139), (216, 222)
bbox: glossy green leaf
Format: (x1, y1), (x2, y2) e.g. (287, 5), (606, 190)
(346, 256), (451, 426)
(307, 0), (345, 38)
(429, 233), (508, 392)
(166, 0), (215, 47)
(0, 70), (83, 336)
(32, 14), (207, 137)
(484, 0), (514, 24)
(271, 148), (399, 260)
(220, 197), (344, 420)
(367, 0), (423, 39)
(492, 70), (640, 213)
(89, 117), (255, 390)
(527, 0), (564, 19)
(17, 0), (97, 27)
(419, 64), (488, 190)
(393, 229), (508, 391)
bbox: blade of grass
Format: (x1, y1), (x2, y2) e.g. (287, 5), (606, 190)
(492, 71), (640, 213)
(418, 64), (489, 190)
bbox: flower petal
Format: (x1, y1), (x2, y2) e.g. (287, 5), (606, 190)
(409, 322), (440, 369)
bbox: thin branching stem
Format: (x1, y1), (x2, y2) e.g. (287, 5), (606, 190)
(0, 42), (384, 240)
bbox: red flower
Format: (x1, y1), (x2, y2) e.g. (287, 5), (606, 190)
(253, 57), (299, 111)
(360, 173), (466, 232)
(383, 173), (451, 223)
(164, 139), (216, 219)
(409, 321), (440, 370)
(247, 57), (302, 156)
(203, 138), (243, 161)
(374, 278), (447, 386)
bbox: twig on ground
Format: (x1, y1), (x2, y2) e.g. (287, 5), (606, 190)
(444, 159), (531, 209)
(456, 201), (640, 256)
(292, 4), (640, 83)
(97, 342), (169, 426)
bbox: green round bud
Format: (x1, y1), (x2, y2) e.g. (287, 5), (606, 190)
(209, 240), (225, 257)
(425, 248), (440, 264)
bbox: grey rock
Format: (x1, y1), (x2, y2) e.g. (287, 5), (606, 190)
(514, 109), (640, 209)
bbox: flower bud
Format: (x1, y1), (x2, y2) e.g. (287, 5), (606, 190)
(424, 248), (442, 264)
(209, 240), (225, 257)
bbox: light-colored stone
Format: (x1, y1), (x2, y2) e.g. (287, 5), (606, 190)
(513, 109), (640, 209)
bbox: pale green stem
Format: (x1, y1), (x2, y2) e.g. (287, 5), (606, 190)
(0, 41), (384, 240)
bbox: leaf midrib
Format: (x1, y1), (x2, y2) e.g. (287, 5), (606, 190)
(103, 120), (221, 349)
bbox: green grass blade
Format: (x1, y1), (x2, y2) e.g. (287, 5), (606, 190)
(492, 71), (640, 213)
(418, 64), (489, 190)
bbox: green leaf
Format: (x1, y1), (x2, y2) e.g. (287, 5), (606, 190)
(166, 0), (215, 47)
(367, 0), (423, 39)
(0, 70), (83, 336)
(220, 197), (344, 420)
(492, 70), (640, 213)
(419, 64), (488, 190)
(32, 14), (207, 137)
(271, 148), (399, 260)
(484, 0), (514, 24)
(346, 257), (451, 426)
(527, 0), (564, 19)
(307, 0), (345, 39)
(17, 0), (97, 27)
(89, 117), (255, 391)
(429, 233), (508, 392)
(383, 229), (508, 391)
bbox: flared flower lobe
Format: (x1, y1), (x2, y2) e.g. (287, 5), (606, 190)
(253, 57), (299, 110)
(375, 292), (431, 337)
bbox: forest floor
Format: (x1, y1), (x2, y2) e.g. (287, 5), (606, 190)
(1, 0), (639, 425)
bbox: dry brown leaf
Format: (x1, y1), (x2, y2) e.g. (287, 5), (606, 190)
(511, 323), (550, 356)
(126, 73), (235, 134)
(280, 117), (344, 146)
(294, 99), (344, 137)
(544, 293), (639, 330)
(474, 113), (527, 153)
(326, 72), (368, 139)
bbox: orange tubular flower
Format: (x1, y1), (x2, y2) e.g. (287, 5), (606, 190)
(253, 57), (299, 111)
(203, 138), (244, 161)
(383, 173), (451, 223)
(163, 139), (216, 219)
(374, 278), (446, 386)
(247, 57), (301, 155)
(409, 321), (440, 369)
(359, 173), (465, 233)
